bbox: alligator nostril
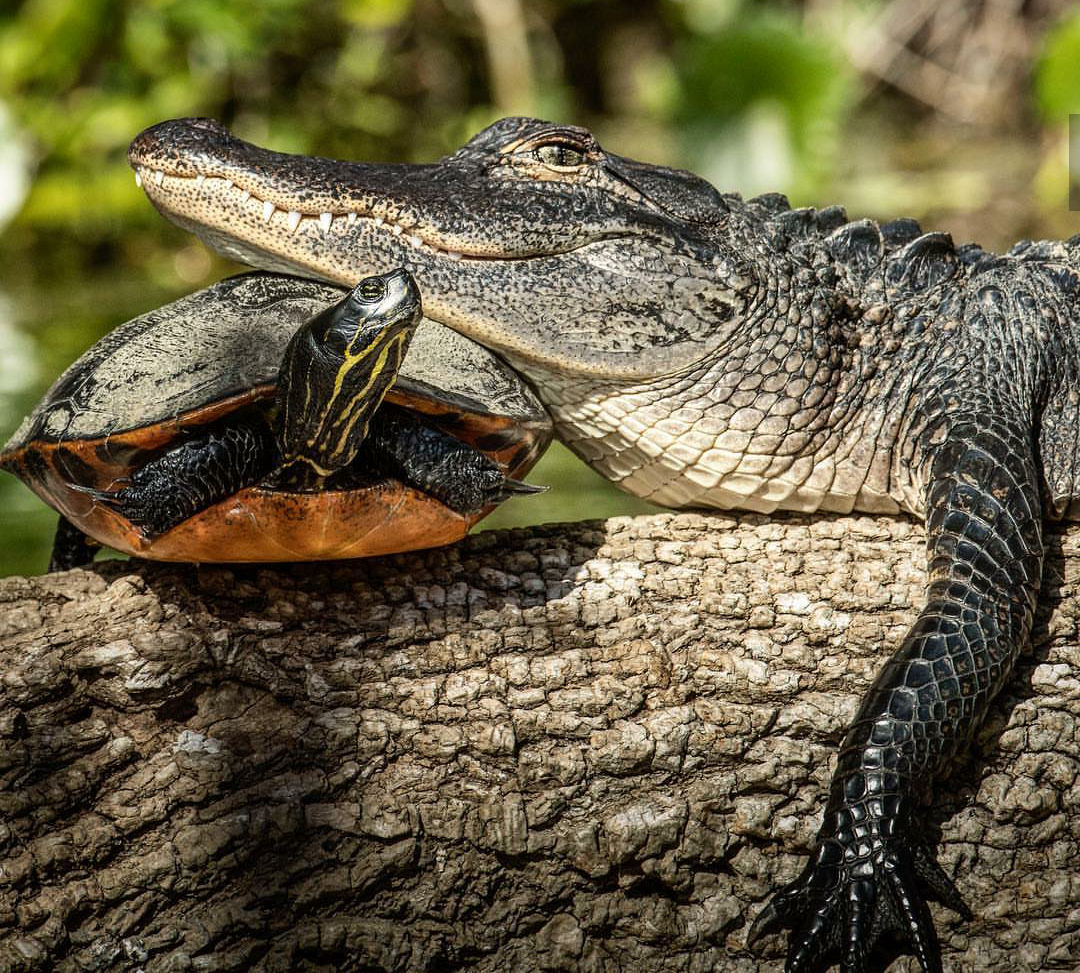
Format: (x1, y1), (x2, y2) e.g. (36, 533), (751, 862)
(129, 117), (232, 165)
(187, 117), (230, 134)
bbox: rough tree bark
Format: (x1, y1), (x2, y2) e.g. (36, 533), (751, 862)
(2, 511), (1080, 973)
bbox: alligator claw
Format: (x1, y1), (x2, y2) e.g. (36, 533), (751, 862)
(746, 896), (784, 949)
(911, 841), (972, 921)
(750, 833), (966, 973)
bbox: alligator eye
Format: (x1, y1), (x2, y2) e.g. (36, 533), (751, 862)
(357, 278), (386, 303)
(534, 143), (586, 168)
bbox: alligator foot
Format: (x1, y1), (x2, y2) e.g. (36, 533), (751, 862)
(748, 831), (971, 973)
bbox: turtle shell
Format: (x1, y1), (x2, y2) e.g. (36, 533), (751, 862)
(0, 272), (552, 562)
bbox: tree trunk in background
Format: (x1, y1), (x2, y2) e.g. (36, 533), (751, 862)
(2, 512), (1079, 973)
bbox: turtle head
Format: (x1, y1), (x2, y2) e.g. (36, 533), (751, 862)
(274, 268), (421, 486)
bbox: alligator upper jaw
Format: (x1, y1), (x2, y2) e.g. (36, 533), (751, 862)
(129, 117), (600, 265)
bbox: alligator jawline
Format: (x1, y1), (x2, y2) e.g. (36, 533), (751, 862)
(133, 165), (618, 265)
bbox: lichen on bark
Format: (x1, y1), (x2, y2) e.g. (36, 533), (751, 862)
(2, 512), (1080, 972)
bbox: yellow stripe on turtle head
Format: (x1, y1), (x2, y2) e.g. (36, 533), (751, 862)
(321, 327), (412, 463)
(275, 270), (421, 480)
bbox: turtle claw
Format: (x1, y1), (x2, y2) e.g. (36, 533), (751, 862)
(499, 476), (548, 497)
(70, 481), (129, 503)
(750, 832), (963, 973)
(71, 481), (169, 537)
(70, 482), (147, 527)
(456, 469), (546, 511)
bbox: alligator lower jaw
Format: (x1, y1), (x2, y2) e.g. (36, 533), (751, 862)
(133, 166), (480, 268)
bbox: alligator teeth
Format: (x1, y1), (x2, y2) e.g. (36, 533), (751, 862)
(373, 216), (384, 227)
(319, 212), (333, 233)
(134, 171), (142, 188)
(390, 224), (402, 236)
(446, 250), (462, 261)
(153, 170), (164, 186)
(195, 174), (206, 190)
(286, 211), (302, 233)
(238, 189), (251, 203)
(346, 212), (357, 227)
(222, 179), (233, 191)
(407, 235), (423, 248)
(262, 200), (276, 223)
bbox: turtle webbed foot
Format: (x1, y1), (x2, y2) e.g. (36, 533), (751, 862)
(749, 827), (969, 973)
(414, 458), (546, 514)
(74, 419), (276, 538)
(362, 407), (547, 514)
(48, 515), (101, 571)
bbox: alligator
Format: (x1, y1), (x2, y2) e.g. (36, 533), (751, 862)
(129, 115), (1080, 973)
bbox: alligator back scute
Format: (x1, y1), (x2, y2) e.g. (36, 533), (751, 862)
(1045, 264), (1080, 296)
(825, 219), (885, 281)
(746, 192), (792, 218)
(813, 204), (848, 234)
(1009, 238), (1078, 265)
(769, 206), (818, 244)
(884, 231), (958, 293)
(880, 217), (923, 246)
(955, 241), (988, 263)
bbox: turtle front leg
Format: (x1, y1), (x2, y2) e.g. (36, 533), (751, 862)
(49, 515), (101, 572)
(362, 406), (545, 514)
(750, 391), (1044, 972)
(84, 416), (277, 538)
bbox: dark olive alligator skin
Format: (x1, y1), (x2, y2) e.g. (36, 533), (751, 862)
(129, 115), (1080, 972)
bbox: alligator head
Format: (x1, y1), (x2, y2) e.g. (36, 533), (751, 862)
(129, 117), (757, 385)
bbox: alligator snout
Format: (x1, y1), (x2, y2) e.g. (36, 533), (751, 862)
(129, 117), (234, 175)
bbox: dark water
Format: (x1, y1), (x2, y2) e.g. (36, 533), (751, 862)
(0, 271), (657, 578)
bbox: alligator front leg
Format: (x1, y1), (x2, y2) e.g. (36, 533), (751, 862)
(750, 393), (1044, 973)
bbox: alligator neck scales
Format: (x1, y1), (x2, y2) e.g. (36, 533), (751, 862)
(131, 114), (1080, 973)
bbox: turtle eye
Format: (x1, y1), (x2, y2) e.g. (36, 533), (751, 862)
(533, 142), (586, 168)
(356, 278), (387, 303)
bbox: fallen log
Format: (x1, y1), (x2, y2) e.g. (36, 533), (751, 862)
(2, 512), (1079, 972)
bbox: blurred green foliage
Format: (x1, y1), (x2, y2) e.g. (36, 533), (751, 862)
(0, 0), (1076, 575)
(1035, 8), (1080, 122)
(0, 0), (858, 246)
(673, 7), (853, 198)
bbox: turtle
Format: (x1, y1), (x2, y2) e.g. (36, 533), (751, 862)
(0, 269), (552, 570)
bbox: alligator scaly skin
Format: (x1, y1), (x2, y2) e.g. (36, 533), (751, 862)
(129, 116), (1080, 972)
(534, 213), (1073, 970)
(742, 243), (1056, 971)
